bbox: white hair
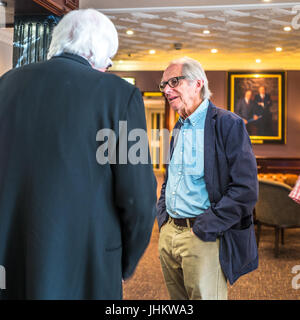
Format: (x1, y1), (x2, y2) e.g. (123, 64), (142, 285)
(169, 57), (212, 100)
(47, 8), (118, 69)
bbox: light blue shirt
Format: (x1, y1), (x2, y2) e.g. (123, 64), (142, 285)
(166, 98), (210, 218)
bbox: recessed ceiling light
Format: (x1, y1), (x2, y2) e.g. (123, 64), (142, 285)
(284, 26), (292, 32)
(119, 60), (124, 64)
(149, 49), (156, 55)
(256, 59), (261, 63)
(262, 0), (271, 2)
(126, 30), (134, 35)
(276, 47), (283, 52)
(203, 30), (210, 34)
(211, 48), (218, 53)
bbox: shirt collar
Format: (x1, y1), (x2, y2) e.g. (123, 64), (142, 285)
(180, 98), (209, 127)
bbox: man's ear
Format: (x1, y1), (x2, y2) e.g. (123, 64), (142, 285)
(196, 79), (204, 93)
(197, 79), (204, 88)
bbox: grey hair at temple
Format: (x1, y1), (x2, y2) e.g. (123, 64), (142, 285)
(169, 57), (212, 100)
(47, 8), (118, 70)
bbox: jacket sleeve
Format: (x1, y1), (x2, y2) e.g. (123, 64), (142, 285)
(193, 117), (258, 241)
(156, 170), (169, 230)
(111, 88), (157, 279)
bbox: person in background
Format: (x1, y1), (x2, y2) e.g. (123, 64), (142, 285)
(254, 86), (273, 136)
(157, 57), (258, 300)
(235, 89), (261, 135)
(0, 8), (156, 300)
(289, 175), (300, 204)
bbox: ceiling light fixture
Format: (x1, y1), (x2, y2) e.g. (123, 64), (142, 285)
(276, 47), (283, 52)
(149, 49), (156, 55)
(262, 0), (271, 2)
(203, 30), (210, 34)
(256, 59), (261, 63)
(284, 26), (292, 32)
(126, 30), (134, 35)
(211, 48), (218, 53)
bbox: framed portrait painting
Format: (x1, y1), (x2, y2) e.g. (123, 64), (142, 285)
(228, 71), (285, 144)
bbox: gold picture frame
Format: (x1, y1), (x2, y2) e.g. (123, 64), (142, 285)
(228, 71), (286, 144)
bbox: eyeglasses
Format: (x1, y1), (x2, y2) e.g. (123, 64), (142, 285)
(105, 63), (112, 71)
(159, 76), (186, 92)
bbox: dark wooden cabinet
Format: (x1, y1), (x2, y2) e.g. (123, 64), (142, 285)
(64, 0), (78, 10)
(256, 157), (300, 174)
(33, 0), (79, 16)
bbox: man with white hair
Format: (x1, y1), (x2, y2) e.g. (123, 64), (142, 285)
(157, 57), (258, 300)
(0, 9), (156, 299)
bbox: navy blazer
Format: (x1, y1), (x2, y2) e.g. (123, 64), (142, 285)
(157, 101), (259, 284)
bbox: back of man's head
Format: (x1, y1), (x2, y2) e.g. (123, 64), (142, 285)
(47, 8), (118, 70)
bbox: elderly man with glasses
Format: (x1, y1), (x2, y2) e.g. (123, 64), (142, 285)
(157, 57), (259, 300)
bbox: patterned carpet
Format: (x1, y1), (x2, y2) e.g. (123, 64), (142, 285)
(123, 173), (300, 300)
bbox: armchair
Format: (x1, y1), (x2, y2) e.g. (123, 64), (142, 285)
(256, 178), (300, 257)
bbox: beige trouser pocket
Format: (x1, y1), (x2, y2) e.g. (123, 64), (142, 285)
(159, 219), (227, 300)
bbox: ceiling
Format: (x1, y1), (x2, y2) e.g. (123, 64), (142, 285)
(1, 1), (300, 70)
(80, 0), (300, 70)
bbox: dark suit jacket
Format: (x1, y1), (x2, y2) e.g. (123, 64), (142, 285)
(254, 93), (272, 111)
(157, 101), (258, 284)
(0, 53), (157, 299)
(235, 98), (256, 120)
(254, 93), (273, 135)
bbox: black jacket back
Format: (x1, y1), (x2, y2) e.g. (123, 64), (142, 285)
(0, 53), (157, 299)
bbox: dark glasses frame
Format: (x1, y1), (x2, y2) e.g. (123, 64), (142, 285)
(159, 76), (186, 92)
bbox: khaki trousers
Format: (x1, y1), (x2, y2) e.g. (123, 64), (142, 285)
(158, 218), (228, 300)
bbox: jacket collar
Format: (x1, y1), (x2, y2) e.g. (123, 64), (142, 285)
(206, 100), (218, 120)
(204, 100), (217, 202)
(52, 52), (92, 68)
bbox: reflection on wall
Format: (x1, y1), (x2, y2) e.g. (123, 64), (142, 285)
(13, 15), (60, 68)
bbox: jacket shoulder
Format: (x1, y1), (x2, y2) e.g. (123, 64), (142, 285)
(104, 72), (137, 92)
(210, 102), (243, 124)
(208, 102), (247, 142)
